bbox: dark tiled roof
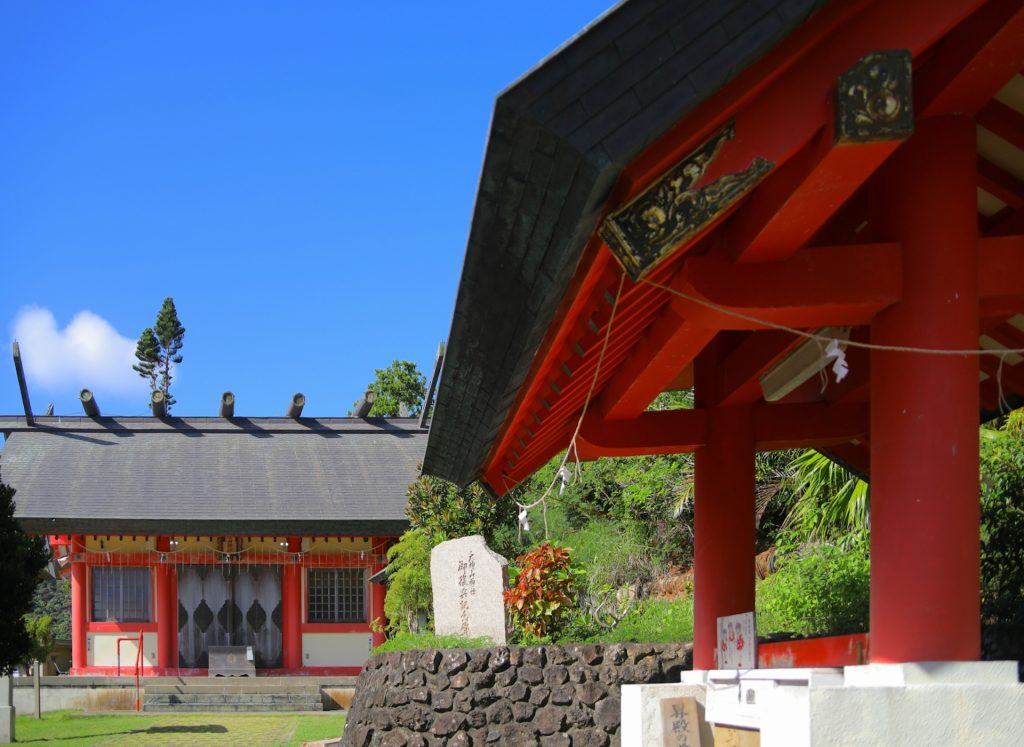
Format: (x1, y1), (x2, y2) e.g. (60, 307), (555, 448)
(424, 0), (831, 487)
(0, 417), (424, 535)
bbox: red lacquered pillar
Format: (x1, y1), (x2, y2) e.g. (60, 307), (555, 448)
(692, 408), (756, 669)
(869, 115), (979, 662)
(70, 535), (87, 674)
(282, 537), (303, 671)
(155, 537), (175, 674)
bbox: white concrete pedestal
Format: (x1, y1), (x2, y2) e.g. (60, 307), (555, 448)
(622, 662), (1024, 747)
(621, 682), (712, 747)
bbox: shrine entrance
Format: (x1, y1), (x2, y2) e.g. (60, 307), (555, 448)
(177, 565), (283, 670)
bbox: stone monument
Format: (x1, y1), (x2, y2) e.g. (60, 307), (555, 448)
(431, 535), (508, 643)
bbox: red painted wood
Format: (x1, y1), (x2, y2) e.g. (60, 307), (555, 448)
(758, 633), (870, 668)
(869, 115), (980, 662)
(715, 332), (798, 406)
(685, 243), (901, 312)
(154, 537), (175, 671)
(300, 623), (372, 634)
(979, 235), (1024, 306)
(71, 535), (87, 674)
(88, 622), (158, 633)
(599, 304), (718, 420)
(729, 131), (902, 264)
(282, 537), (303, 671)
(918, 0), (1024, 117)
(692, 405), (756, 670)
(753, 402), (868, 450)
(578, 409), (708, 459)
(576, 402), (867, 458)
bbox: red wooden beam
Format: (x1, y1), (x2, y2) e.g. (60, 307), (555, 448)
(715, 331), (799, 406)
(753, 402), (868, 450)
(576, 408), (708, 459)
(820, 441), (871, 476)
(682, 242), (901, 325)
(575, 401), (866, 459)
(596, 302), (718, 420)
(729, 131), (903, 264)
(918, 0), (1024, 117)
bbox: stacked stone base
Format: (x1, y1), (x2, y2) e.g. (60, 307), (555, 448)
(342, 642), (692, 747)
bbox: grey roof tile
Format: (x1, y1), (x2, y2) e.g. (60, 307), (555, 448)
(1, 417), (424, 536)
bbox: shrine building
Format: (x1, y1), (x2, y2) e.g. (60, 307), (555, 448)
(1, 410), (424, 676)
(423, 0), (1024, 740)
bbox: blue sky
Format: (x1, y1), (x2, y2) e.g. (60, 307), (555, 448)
(0, 1), (612, 419)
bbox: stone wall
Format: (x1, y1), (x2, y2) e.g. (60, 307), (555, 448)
(342, 642), (692, 747)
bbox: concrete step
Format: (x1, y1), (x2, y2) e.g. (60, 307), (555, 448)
(142, 680), (326, 712)
(144, 702), (324, 713)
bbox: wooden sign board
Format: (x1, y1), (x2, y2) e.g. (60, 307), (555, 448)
(717, 612), (756, 669)
(659, 696), (702, 747)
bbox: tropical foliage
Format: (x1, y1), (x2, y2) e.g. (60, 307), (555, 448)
(504, 543), (584, 640)
(383, 529), (434, 634)
(358, 360), (427, 417)
(979, 412), (1024, 662)
(756, 540), (870, 636)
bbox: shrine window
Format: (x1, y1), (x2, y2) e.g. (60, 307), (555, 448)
(307, 568), (366, 623)
(91, 567), (151, 622)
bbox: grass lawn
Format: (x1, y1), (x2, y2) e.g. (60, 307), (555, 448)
(13, 710), (345, 747)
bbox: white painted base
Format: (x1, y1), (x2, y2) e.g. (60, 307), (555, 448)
(668, 663), (1024, 746)
(803, 681), (1024, 746)
(621, 683), (711, 747)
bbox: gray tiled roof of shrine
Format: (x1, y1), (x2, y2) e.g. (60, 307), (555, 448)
(0, 416), (424, 535)
(423, 0), (832, 487)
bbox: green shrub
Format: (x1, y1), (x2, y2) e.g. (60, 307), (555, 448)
(383, 529), (433, 634)
(372, 632), (493, 653)
(579, 598), (693, 644)
(756, 542), (870, 637)
(980, 421), (1024, 662)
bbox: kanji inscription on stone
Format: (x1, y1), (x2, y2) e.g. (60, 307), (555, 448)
(659, 696), (701, 747)
(431, 535), (508, 643)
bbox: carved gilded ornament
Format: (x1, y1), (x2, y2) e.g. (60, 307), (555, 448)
(599, 120), (773, 280)
(835, 49), (914, 145)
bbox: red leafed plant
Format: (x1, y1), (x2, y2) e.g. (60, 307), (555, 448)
(504, 542), (583, 639)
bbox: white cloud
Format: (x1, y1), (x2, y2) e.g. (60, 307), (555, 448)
(11, 306), (148, 396)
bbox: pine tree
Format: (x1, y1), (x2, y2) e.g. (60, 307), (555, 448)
(133, 298), (185, 412)
(132, 327), (159, 392)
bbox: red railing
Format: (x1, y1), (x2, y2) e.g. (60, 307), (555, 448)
(115, 632), (145, 711)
